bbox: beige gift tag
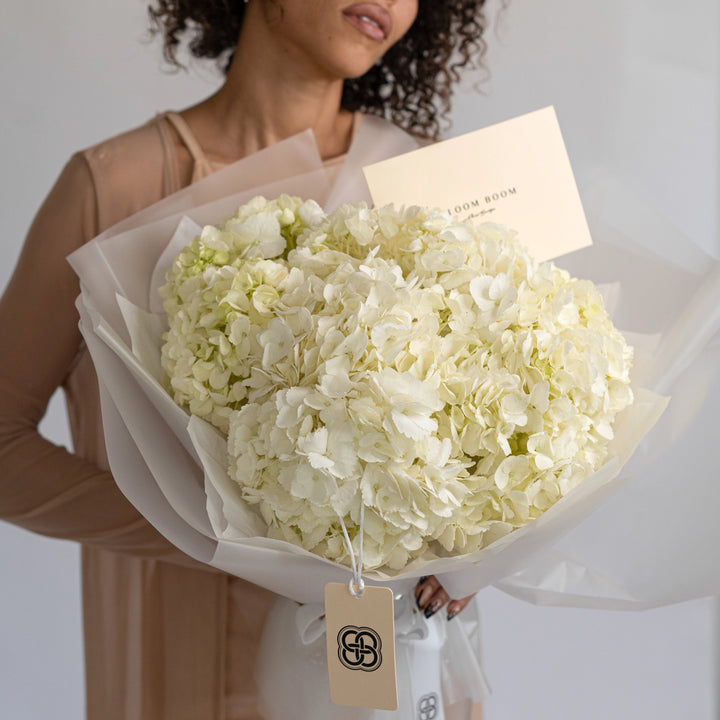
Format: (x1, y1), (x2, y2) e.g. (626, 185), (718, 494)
(363, 106), (592, 262)
(325, 582), (398, 711)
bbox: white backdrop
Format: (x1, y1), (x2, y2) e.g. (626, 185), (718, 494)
(0, 1), (718, 718)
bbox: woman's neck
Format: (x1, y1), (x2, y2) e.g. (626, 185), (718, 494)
(179, 8), (355, 164)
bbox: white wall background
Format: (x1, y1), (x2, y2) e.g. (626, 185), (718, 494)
(0, 1), (718, 718)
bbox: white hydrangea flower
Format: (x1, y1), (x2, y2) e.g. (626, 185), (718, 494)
(160, 198), (634, 571)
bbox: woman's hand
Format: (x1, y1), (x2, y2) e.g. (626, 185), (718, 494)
(414, 575), (475, 621)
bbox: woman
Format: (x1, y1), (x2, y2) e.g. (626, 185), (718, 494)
(0, 1), (488, 717)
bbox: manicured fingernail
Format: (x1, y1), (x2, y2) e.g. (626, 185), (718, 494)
(447, 610), (457, 621)
(419, 576), (428, 584)
(416, 586), (432, 609)
(424, 601), (440, 619)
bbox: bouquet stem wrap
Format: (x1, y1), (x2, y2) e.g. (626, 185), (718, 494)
(256, 594), (487, 720)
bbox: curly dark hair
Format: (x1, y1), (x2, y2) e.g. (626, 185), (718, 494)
(148, 1), (488, 139)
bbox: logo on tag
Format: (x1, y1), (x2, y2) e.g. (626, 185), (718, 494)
(337, 625), (382, 672)
(417, 692), (440, 720)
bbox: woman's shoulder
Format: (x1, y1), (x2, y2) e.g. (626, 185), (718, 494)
(77, 114), (177, 232)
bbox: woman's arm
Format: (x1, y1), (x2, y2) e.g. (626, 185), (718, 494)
(0, 153), (195, 562)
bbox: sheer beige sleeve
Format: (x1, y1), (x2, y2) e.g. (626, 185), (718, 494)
(0, 153), (196, 562)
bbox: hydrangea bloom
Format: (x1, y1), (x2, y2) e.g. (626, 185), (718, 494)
(160, 196), (633, 571)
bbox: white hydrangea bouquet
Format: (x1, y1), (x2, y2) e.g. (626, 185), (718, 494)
(68, 124), (720, 718)
(69, 121), (719, 612)
(159, 194), (634, 574)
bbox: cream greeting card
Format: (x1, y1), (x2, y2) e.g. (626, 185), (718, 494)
(362, 106), (591, 262)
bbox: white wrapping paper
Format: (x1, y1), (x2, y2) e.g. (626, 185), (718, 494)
(494, 173), (720, 609)
(68, 116), (720, 716)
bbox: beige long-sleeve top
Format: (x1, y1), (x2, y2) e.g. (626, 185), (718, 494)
(0, 113), (278, 720)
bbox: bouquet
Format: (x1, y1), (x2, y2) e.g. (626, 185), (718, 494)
(68, 121), (720, 717)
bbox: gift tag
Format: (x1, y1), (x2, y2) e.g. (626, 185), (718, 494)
(325, 582), (398, 711)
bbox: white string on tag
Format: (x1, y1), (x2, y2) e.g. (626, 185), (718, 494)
(338, 502), (365, 598)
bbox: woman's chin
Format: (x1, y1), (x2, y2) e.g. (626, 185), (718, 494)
(330, 53), (384, 82)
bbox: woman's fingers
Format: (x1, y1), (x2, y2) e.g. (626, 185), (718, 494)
(414, 576), (476, 620)
(414, 575), (450, 619)
(446, 594), (475, 621)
